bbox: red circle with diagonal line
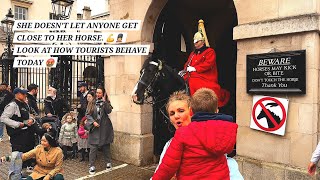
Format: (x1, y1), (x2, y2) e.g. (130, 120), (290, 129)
(252, 97), (286, 131)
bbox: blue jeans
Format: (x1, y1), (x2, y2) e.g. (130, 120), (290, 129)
(0, 122), (4, 138)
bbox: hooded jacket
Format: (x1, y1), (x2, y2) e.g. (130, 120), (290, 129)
(152, 113), (238, 180)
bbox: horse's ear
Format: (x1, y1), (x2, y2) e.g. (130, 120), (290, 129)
(158, 60), (163, 70)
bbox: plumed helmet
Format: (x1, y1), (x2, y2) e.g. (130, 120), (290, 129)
(193, 32), (205, 43)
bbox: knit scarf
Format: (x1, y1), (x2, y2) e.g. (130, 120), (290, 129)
(96, 98), (104, 120)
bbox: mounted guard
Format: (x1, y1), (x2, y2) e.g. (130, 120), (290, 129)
(180, 19), (230, 107)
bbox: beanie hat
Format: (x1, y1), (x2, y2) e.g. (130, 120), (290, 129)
(44, 133), (58, 147)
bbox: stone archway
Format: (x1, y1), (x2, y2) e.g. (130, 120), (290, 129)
(141, 0), (238, 155)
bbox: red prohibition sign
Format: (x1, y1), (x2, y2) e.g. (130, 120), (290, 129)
(252, 97), (286, 132)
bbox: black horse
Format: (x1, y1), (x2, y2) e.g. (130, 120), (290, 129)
(132, 55), (186, 155)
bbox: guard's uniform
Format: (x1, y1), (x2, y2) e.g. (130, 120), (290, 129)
(183, 46), (229, 107)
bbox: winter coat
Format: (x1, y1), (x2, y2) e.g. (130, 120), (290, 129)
(22, 145), (64, 179)
(27, 93), (39, 115)
(78, 125), (88, 149)
(183, 47), (229, 107)
(85, 99), (114, 146)
(44, 95), (70, 119)
(155, 139), (244, 180)
(77, 91), (88, 122)
(78, 125), (88, 139)
(59, 122), (78, 147)
(0, 99), (36, 152)
(152, 112), (238, 180)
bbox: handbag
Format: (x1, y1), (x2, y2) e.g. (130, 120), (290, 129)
(84, 121), (96, 133)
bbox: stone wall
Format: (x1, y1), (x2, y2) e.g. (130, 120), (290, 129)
(236, 156), (317, 180)
(105, 0), (158, 166)
(234, 0), (319, 24)
(104, 0), (320, 172)
(105, 54), (154, 166)
(234, 1), (320, 178)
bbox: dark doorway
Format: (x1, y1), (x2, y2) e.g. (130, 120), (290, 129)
(152, 0), (238, 155)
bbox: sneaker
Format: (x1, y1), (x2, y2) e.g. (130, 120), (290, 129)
(106, 163), (112, 170)
(89, 166), (96, 175)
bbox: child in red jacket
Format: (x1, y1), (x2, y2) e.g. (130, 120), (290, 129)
(152, 88), (238, 180)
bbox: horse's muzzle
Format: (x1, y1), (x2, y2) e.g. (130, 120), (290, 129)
(132, 94), (144, 105)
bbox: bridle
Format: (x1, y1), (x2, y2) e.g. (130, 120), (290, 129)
(134, 59), (186, 126)
(137, 60), (163, 103)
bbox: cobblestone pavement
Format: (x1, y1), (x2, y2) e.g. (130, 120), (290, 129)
(0, 133), (155, 180)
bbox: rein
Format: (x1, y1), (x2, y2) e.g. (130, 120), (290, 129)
(136, 59), (186, 123)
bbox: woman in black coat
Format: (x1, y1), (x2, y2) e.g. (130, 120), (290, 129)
(85, 86), (114, 175)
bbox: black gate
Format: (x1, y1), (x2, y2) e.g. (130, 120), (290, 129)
(0, 54), (104, 115)
(49, 55), (104, 107)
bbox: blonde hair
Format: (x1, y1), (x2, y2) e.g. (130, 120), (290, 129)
(166, 91), (191, 112)
(191, 88), (218, 113)
(62, 113), (76, 124)
(42, 123), (51, 129)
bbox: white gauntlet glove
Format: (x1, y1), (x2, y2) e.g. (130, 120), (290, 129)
(186, 66), (196, 72)
(178, 70), (186, 77)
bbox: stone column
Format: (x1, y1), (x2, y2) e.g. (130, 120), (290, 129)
(234, 0), (320, 179)
(104, 0), (157, 166)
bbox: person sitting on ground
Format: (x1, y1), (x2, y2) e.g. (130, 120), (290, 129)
(152, 88), (238, 180)
(44, 87), (70, 119)
(0, 132), (64, 180)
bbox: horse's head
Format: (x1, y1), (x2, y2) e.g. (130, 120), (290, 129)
(257, 110), (265, 120)
(132, 56), (163, 104)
